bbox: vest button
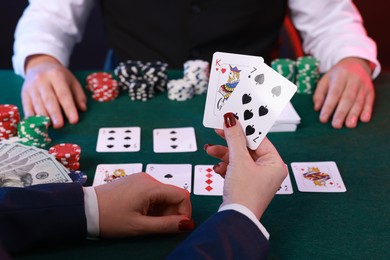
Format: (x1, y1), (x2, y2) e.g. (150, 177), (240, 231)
(191, 4), (202, 14)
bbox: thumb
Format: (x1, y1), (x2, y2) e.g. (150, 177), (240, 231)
(141, 215), (195, 234)
(223, 112), (251, 160)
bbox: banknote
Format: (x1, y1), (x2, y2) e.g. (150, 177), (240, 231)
(0, 149), (52, 173)
(0, 143), (30, 163)
(0, 156), (72, 188)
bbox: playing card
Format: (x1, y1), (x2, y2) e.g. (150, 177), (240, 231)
(291, 161), (346, 192)
(153, 127), (197, 153)
(96, 127), (141, 152)
(276, 167), (294, 195)
(203, 52), (297, 150)
(93, 163), (143, 186)
(203, 52), (264, 128)
(193, 165), (224, 196)
(145, 164), (192, 192)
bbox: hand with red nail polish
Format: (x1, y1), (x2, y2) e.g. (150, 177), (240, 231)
(95, 172), (192, 237)
(205, 112), (287, 219)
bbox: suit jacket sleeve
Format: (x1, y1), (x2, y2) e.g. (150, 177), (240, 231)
(0, 182), (87, 256)
(168, 210), (269, 259)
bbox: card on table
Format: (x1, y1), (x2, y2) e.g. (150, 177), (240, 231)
(93, 163), (143, 186)
(203, 52), (297, 150)
(276, 167), (294, 195)
(96, 127), (141, 152)
(153, 127), (197, 153)
(291, 161), (346, 192)
(193, 165), (224, 196)
(145, 164), (192, 192)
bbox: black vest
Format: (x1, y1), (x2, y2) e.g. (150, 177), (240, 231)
(100, 0), (287, 69)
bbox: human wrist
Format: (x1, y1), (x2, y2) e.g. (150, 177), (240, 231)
(25, 54), (61, 72)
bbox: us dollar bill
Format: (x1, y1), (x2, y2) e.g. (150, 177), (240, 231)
(0, 149), (52, 173)
(0, 156), (72, 188)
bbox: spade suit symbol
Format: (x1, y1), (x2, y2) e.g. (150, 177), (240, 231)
(164, 174), (173, 179)
(254, 74), (264, 85)
(258, 105), (268, 116)
(271, 86), (281, 97)
(245, 125), (255, 136)
(242, 94), (252, 104)
(108, 137), (115, 140)
(244, 109), (253, 120)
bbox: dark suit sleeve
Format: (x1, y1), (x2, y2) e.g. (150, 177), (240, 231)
(0, 182), (87, 255)
(168, 210), (269, 259)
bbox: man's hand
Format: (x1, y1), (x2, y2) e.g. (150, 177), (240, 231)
(313, 57), (375, 129)
(94, 172), (193, 238)
(22, 54), (87, 128)
(205, 113), (287, 220)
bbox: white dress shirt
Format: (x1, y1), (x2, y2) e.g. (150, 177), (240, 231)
(13, 0), (380, 77)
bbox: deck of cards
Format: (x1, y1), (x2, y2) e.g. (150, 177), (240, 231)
(203, 52), (298, 149)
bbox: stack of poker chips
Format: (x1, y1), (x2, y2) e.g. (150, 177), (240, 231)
(86, 72), (119, 102)
(0, 104), (20, 140)
(49, 143), (81, 170)
(167, 59), (210, 101)
(114, 60), (168, 101)
(295, 56), (320, 94)
(271, 58), (296, 83)
(18, 115), (52, 148)
(183, 60), (209, 95)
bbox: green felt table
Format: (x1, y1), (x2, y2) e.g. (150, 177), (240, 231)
(1, 70), (389, 259)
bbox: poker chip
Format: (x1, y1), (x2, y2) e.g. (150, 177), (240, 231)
(183, 60), (210, 95)
(49, 143), (81, 170)
(18, 115), (51, 148)
(68, 170), (87, 185)
(271, 58), (296, 83)
(167, 79), (195, 101)
(0, 104), (20, 140)
(86, 72), (119, 102)
(114, 60), (168, 101)
(295, 56), (320, 94)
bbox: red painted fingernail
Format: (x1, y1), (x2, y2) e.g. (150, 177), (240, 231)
(224, 112), (236, 128)
(212, 164), (219, 171)
(203, 144), (213, 151)
(179, 219), (195, 231)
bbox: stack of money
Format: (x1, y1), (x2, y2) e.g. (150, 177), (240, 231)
(0, 142), (86, 187)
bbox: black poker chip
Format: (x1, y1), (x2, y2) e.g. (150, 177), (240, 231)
(68, 170), (87, 185)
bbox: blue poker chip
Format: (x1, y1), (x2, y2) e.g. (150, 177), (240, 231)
(68, 170), (87, 185)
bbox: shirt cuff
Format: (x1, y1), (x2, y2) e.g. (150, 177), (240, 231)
(218, 204), (270, 240)
(82, 186), (100, 239)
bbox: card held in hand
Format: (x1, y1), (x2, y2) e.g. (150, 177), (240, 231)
(203, 52), (297, 150)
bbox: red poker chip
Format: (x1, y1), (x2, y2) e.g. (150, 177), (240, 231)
(86, 72), (112, 84)
(0, 104), (20, 121)
(49, 143), (81, 158)
(66, 162), (80, 170)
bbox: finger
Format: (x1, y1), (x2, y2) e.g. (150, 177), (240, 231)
(313, 74), (329, 111)
(141, 215), (194, 234)
(52, 76), (79, 125)
(70, 78), (87, 112)
(360, 88), (375, 123)
(38, 84), (64, 128)
(253, 137), (283, 165)
(213, 162), (228, 178)
(154, 184), (192, 217)
(29, 86), (49, 117)
(223, 112), (251, 161)
(21, 88), (35, 118)
(331, 79), (359, 129)
(204, 144), (230, 163)
(319, 74), (346, 123)
(214, 129), (225, 139)
(345, 87), (365, 128)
